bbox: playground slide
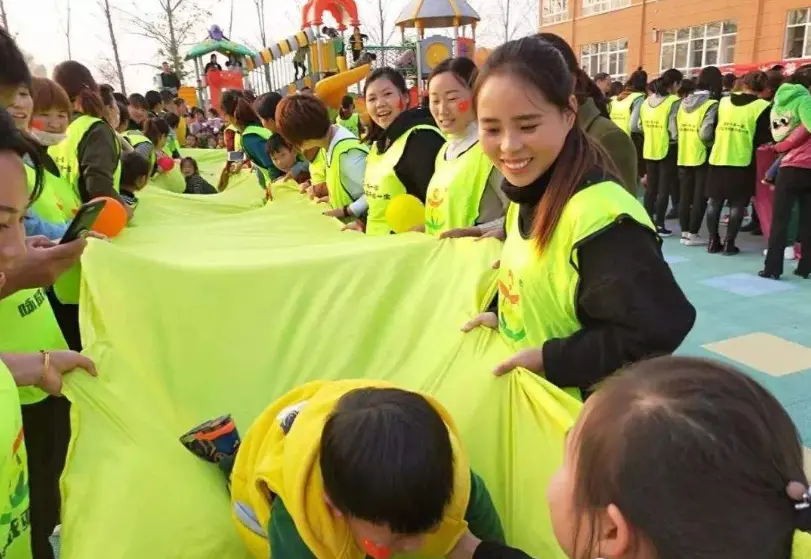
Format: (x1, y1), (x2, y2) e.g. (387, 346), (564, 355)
(314, 63), (371, 108)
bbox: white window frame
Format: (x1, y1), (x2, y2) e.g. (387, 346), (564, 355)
(581, 0), (630, 17)
(580, 38), (629, 81)
(542, 0), (568, 25)
(784, 8), (811, 59)
(659, 20), (737, 73)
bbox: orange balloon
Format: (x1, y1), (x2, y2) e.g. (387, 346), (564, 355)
(91, 197), (128, 238)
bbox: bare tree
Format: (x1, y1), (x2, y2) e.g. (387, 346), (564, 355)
(0, 0), (8, 31)
(362, 0), (397, 47)
(489, 0), (537, 43)
(252, 0), (273, 88)
(128, 0), (211, 78)
(95, 58), (120, 85)
(56, 0), (73, 58)
(98, 0), (127, 94)
(227, 0), (234, 37)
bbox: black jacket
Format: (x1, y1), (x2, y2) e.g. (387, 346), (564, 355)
(498, 168), (696, 391)
(371, 107), (445, 202)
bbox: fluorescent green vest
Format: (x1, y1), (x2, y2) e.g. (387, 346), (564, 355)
(123, 130), (156, 171)
(227, 124), (243, 151)
(23, 165), (68, 224)
(363, 124), (439, 236)
(0, 288), (68, 405)
(498, 181), (654, 396)
(49, 114), (121, 196)
(677, 99), (717, 167)
(709, 96), (770, 167)
(242, 125), (273, 184)
(325, 137), (369, 210)
(310, 148), (327, 185)
(0, 359), (32, 559)
(640, 95), (678, 161)
(424, 141), (493, 235)
(335, 113), (360, 137)
(609, 92), (643, 135)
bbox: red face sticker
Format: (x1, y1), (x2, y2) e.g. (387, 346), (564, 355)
(363, 540), (392, 559)
(457, 99), (471, 113)
(397, 98), (405, 110)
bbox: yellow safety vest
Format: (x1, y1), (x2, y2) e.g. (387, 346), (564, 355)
(640, 95), (679, 161)
(227, 124), (243, 152)
(677, 99), (717, 167)
(325, 137), (369, 210)
(498, 181), (654, 397)
(335, 113), (360, 137)
(310, 148), (327, 185)
(609, 92), (644, 135)
(122, 130), (156, 171)
(424, 141), (493, 236)
(242, 125), (273, 185)
(363, 124), (439, 236)
(230, 379), (471, 559)
(0, 360), (32, 559)
(709, 96), (770, 167)
(49, 114), (121, 197)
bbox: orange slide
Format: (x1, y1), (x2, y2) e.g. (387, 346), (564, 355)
(314, 63), (371, 108)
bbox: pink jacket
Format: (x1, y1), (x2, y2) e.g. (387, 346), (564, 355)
(776, 126), (811, 170)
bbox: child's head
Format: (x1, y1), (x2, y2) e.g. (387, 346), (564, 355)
(340, 94), (355, 115)
(319, 387), (454, 557)
(120, 151), (151, 191)
(128, 93), (148, 124)
(160, 89), (174, 107)
(267, 134), (298, 172)
(180, 157), (198, 177)
(547, 356), (809, 559)
(185, 134), (198, 148)
(255, 92), (283, 132)
(275, 93), (331, 150)
(428, 56), (477, 136)
(208, 135), (218, 149)
(145, 90), (163, 113)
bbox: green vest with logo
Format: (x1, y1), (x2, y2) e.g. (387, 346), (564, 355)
(497, 181), (655, 398)
(677, 99), (717, 167)
(325, 137), (369, 210)
(609, 92), (643, 136)
(0, 288), (68, 405)
(424, 141), (493, 235)
(0, 359), (32, 559)
(242, 125), (273, 184)
(335, 113), (360, 137)
(640, 95), (678, 161)
(363, 124), (439, 236)
(709, 96), (770, 167)
(49, 115), (121, 197)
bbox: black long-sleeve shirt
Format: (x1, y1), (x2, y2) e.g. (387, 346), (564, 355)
(473, 541), (534, 559)
(75, 118), (124, 204)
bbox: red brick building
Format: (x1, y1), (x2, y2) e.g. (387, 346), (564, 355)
(539, 0), (811, 79)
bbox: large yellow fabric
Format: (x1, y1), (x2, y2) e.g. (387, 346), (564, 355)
(59, 150), (581, 559)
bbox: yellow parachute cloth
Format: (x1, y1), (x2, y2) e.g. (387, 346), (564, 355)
(59, 150), (581, 559)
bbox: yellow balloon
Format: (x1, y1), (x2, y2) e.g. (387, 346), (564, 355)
(385, 194), (425, 234)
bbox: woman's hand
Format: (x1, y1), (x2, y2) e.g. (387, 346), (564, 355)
(2, 351), (98, 395)
(341, 221), (364, 232)
(493, 348), (544, 377)
(475, 228), (506, 242)
(298, 180), (311, 194)
(461, 312), (498, 332)
(309, 182), (328, 199)
(323, 207), (345, 218)
(439, 227), (480, 239)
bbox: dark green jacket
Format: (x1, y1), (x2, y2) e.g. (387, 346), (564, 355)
(579, 98), (639, 195)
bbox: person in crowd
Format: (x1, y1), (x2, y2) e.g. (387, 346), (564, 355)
(350, 26), (368, 62)
(609, 67), (647, 136)
(115, 100), (134, 154)
(113, 91), (128, 105)
(228, 96), (282, 185)
(706, 70), (772, 255)
(118, 151), (151, 207)
(180, 157), (217, 194)
(99, 84), (132, 155)
(607, 80), (623, 98)
(185, 134), (198, 148)
(208, 107), (221, 119)
(266, 135), (310, 185)
(461, 36), (694, 396)
(293, 46), (308, 80)
(163, 112), (183, 159)
(276, 93), (369, 220)
(204, 54), (222, 73)
(132, 117), (170, 173)
(676, 66), (722, 246)
(722, 72), (737, 96)
(335, 94), (363, 138)
(255, 92), (283, 133)
(170, 97), (188, 145)
(415, 57), (506, 237)
(677, 77), (695, 98)
(159, 61), (181, 95)
(145, 90), (164, 116)
(593, 71), (610, 96)
(457, 357), (811, 559)
(633, 69), (683, 236)
(542, 33), (638, 194)
(159, 89), (174, 114)
(127, 93), (149, 131)
(362, 67), (445, 235)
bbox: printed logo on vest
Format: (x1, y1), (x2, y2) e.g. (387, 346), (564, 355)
(497, 270), (526, 343)
(16, 290), (45, 318)
(1, 428), (30, 556)
(425, 187), (446, 234)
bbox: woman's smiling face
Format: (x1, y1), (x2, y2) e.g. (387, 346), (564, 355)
(8, 84), (33, 130)
(365, 78), (408, 130)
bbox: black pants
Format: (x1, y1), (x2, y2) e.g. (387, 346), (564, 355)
(46, 290), (81, 351)
(293, 62), (306, 80)
(644, 150), (677, 226)
(22, 396), (71, 559)
(764, 166), (811, 275)
(706, 198), (747, 244)
(678, 165), (709, 234)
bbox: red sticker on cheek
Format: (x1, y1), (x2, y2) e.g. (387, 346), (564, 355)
(457, 99), (471, 113)
(397, 99), (405, 110)
(363, 540), (392, 559)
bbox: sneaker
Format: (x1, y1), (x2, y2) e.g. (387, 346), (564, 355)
(684, 233), (706, 246)
(680, 232), (689, 244)
(762, 246), (797, 260)
(657, 226), (673, 237)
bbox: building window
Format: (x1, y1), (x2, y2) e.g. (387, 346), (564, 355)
(785, 8), (811, 59)
(580, 38), (629, 80)
(581, 0), (630, 17)
(659, 20), (737, 73)
(542, 0), (568, 25)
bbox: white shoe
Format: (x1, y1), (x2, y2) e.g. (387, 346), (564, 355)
(684, 233), (706, 246)
(762, 246), (797, 260)
(680, 232), (689, 244)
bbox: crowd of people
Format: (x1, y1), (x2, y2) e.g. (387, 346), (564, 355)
(1, 20), (811, 559)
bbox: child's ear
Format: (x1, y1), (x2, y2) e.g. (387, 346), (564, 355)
(594, 503), (631, 558)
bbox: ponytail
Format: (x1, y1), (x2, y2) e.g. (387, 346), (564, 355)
(574, 68), (609, 118)
(75, 88), (105, 118)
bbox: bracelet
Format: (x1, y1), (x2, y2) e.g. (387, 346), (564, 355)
(342, 205), (351, 218)
(38, 350), (50, 388)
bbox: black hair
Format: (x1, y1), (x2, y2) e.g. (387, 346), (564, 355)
(233, 98), (263, 128)
(163, 112), (180, 128)
(113, 92), (129, 105)
(117, 101), (130, 127)
(677, 77), (695, 98)
(145, 90), (163, 110)
(626, 67), (648, 92)
(0, 109), (43, 204)
(697, 66), (724, 100)
(221, 89), (244, 117)
(120, 151), (151, 188)
(0, 27), (31, 89)
(789, 65), (811, 88)
(660, 68), (684, 91)
(340, 94), (354, 109)
(208, 107), (220, 117)
(255, 92), (283, 121)
(99, 84), (115, 107)
(180, 156), (199, 174)
(608, 80), (624, 97)
(364, 67), (409, 144)
(267, 133), (293, 155)
(723, 72), (737, 90)
(143, 116), (170, 146)
(319, 388), (454, 534)
(593, 72), (610, 82)
(538, 33), (609, 118)
(128, 93), (148, 109)
(428, 56), (478, 88)
(160, 89), (175, 104)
